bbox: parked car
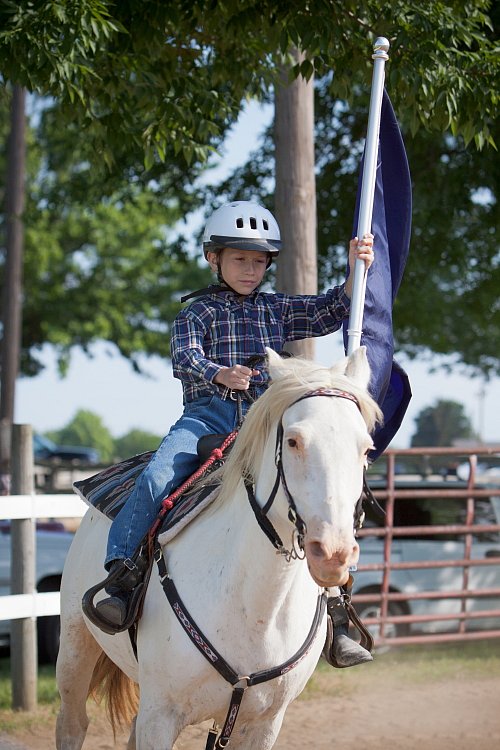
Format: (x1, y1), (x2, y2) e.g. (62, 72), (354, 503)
(0, 523), (74, 663)
(353, 477), (500, 639)
(34, 433), (100, 465)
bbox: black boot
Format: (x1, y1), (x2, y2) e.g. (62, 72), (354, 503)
(323, 578), (373, 668)
(82, 551), (151, 634)
(325, 595), (373, 668)
(95, 557), (149, 628)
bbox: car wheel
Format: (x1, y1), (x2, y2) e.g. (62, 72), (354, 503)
(37, 614), (60, 665)
(353, 599), (409, 651)
(37, 577), (61, 664)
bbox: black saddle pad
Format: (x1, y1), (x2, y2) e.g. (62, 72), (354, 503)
(73, 452), (154, 520)
(74, 452), (221, 539)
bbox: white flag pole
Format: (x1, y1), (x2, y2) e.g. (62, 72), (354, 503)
(347, 37), (390, 355)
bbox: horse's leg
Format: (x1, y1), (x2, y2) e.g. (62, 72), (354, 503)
(233, 711), (288, 750)
(134, 704), (183, 750)
(55, 610), (102, 750)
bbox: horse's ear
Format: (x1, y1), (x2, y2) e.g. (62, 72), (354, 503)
(344, 346), (371, 390)
(265, 347), (290, 382)
(330, 356), (348, 376)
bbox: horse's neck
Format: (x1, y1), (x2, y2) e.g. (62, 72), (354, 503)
(222, 452), (315, 616)
(169, 457), (314, 623)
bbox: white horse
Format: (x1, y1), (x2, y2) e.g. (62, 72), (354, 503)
(56, 347), (381, 750)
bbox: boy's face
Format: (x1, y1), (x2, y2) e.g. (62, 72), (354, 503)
(207, 247), (268, 295)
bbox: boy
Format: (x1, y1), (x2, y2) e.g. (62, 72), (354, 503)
(96, 201), (374, 665)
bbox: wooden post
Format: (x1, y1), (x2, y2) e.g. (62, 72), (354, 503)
(10, 423), (37, 711)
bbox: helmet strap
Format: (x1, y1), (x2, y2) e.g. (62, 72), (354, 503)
(215, 259), (241, 296)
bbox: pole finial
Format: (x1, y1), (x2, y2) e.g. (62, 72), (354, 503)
(373, 37), (389, 61)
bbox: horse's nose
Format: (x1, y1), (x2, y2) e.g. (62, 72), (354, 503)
(307, 540), (359, 566)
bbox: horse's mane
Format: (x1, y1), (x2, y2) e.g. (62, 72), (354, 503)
(210, 355), (382, 504)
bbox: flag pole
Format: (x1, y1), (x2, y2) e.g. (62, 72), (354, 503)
(347, 37), (390, 355)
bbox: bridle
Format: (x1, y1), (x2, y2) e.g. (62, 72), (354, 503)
(244, 387), (366, 561)
(155, 385), (374, 750)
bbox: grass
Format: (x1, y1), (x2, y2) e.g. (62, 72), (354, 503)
(1, 639), (499, 732)
(301, 638), (500, 700)
(0, 659), (60, 711)
(0, 658), (60, 733)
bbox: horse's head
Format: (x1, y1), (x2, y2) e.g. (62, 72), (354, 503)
(265, 346), (381, 587)
(214, 347), (382, 588)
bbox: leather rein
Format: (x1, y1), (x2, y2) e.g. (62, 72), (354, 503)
(155, 386), (371, 750)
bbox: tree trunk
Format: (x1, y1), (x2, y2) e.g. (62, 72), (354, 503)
(274, 50), (317, 360)
(0, 86), (26, 491)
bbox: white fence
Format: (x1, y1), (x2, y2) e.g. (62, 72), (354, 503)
(0, 493), (87, 622)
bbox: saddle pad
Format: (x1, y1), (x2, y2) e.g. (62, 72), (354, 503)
(73, 451), (154, 519)
(74, 453), (221, 544)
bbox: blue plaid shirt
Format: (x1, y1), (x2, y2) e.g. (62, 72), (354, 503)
(171, 285), (350, 403)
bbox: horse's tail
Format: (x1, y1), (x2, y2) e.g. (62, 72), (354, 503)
(88, 651), (139, 735)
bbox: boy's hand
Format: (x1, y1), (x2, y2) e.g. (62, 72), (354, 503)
(214, 364), (259, 390)
(345, 233), (374, 298)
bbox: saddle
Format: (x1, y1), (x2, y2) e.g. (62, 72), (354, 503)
(81, 427), (376, 659)
(81, 432), (232, 637)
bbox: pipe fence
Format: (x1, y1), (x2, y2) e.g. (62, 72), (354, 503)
(356, 446), (500, 646)
(1, 436), (500, 710)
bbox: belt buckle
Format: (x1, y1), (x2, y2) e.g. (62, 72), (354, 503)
(229, 389), (238, 401)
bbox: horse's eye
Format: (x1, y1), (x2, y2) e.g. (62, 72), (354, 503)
(287, 438), (297, 448)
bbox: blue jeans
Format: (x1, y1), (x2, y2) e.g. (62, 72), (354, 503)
(105, 394), (247, 566)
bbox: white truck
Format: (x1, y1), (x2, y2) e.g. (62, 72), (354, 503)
(0, 521), (74, 663)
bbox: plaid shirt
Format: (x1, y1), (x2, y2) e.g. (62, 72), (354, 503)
(171, 285), (350, 403)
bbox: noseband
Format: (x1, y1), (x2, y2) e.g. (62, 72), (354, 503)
(244, 387), (364, 560)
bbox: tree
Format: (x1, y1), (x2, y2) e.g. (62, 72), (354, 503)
(0, 94), (211, 377)
(1, 86), (26, 422)
(114, 429), (162, 461)
(0, 85), (26, 482)
(46, 414), (163, 462)
(47, 409), (115, 462)
(275, 50), (317, 359)
(208, 68), (500, 376)
(0, 2), (498, 166)
(1, 1), (499, 377)
(411, 399), (477, 447)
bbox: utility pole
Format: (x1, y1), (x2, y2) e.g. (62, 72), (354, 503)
(0, 85), (27, 493)
(274, 50), (317, 360)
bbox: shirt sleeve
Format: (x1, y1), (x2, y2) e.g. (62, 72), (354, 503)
(171, 308), (224, 385)
(279, 283), (351, 341)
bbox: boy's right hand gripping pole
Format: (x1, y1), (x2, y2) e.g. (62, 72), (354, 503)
(347, 37), (389, 356)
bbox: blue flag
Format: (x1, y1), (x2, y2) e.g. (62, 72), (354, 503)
(343, 90), (412, 460)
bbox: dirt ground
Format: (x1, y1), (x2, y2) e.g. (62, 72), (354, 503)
(1, 654), (499, 750)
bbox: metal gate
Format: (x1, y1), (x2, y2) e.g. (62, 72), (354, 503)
(355, 446), (500, 646)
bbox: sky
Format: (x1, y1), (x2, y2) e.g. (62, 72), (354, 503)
(13, 101), (500, 449)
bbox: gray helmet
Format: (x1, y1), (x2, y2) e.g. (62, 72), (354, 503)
(202, 201), (281, 258)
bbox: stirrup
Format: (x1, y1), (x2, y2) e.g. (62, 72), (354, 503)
(322, 583), (374, 668)
(82, 551), (152, 635)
